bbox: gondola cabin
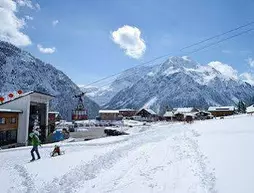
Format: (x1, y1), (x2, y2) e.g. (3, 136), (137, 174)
(72, 92), (88, 121)
(72, 110), (88, 120)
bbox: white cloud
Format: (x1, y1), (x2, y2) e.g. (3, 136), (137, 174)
(208, 61), (238, 80)
(16, 0), (40, 10)
(239, 73), (254, 85)
(16, 0), (33, 9)
(37, 44), (56, 54)
(52, 20), (59, 27)
(246, 57), (254, 68)
(111, 25), (146, 59)
(0, 0), (31, 46)
(24, 15), (33, 20)
(35, 3), (40, 10)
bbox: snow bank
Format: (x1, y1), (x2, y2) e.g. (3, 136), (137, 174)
(1, 115), (254, 193)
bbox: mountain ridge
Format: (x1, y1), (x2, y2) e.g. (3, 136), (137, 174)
(0, 41), (100, 120)
(82, 56), (254, 114)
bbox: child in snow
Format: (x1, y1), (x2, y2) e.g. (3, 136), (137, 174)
(51, 145), (61, 156)
(29, 130), (41, 161)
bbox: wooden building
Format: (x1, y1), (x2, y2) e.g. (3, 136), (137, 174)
(136, 108), (158, 121)
(163, 111), (175, 121)
(119, 109), (137, 117)
(0, 91), (54, 147)
(174, 112), (185, 121)
(172, 107), (199, 121)
(195, 111), (213, 120)
(208, 106), (235, 117)
(185, 113), (195, 123)
(99, 110), (121, 121)
(0, 109), (22, 147)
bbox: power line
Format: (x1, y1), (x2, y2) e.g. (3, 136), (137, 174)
(93, 28), (254, 90)
(180, 21), (254, 51)
(187, 28), (254, 55)
(84, 53), (172, 87)
(84, 22), (254, 87)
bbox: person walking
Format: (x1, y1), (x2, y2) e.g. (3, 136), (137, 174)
(29, 130), (41, 161)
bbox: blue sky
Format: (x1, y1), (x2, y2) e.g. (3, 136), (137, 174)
(1, 0), (254, 85)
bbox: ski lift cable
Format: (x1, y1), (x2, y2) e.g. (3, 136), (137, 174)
(89, 28), (254, 89)
(180, 21), (254, 51)
(186, 28), (254, 55)
(84, 54), (172, 87)
(84, 21), (254, 87)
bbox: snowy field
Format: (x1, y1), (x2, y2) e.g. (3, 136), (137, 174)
(1, 115), (254, 193)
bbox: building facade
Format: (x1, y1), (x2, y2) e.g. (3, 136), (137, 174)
(119, 109), (137, 117)
(99, 110), (121, 121)
(136, 108), (158, 121)
(0, 109), (22, 146)
(246, 105), (254, 114)
(0, 91), (54, 147)
(208, 106), (235, 117)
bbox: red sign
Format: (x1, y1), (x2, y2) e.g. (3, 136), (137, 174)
(0, 97), (4, 103)
(8, 93), (14, 98)
(17, 90), (23, 95)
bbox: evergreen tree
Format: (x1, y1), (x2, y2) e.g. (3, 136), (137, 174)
(242, 101), (246, 113)
(237, 100), (247, 113)
(237, 101), (241, 113)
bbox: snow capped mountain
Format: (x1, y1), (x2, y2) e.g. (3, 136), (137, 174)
(80, 65), (154, 105)
(98, 56), (254, 114)
(239, 72), (254, 86)
(0, 41), (100, 120)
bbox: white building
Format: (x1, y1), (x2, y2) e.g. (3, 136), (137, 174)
(0, 91), (54, 146)
(173, 107), (199, 114)
(246, 104), (254, 114)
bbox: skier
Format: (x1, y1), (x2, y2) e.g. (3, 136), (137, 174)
(29, 130), (41, 161)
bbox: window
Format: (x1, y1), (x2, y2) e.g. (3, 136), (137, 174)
(9, 117), (16, 124)
(0, 117), (6, 124)
(0, 129), (17, 146)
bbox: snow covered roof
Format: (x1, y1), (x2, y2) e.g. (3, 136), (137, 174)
(163, 111), (174, 117)
(0, 109), (22, 113)
(99, 110), (119, 114)
(144, 108), (157, 115)
(0, 91), (54, 106)
(184, 113), (196, 117)
(119, 109), (136, 112)
(48, 111), (59, 114)
(174, 107), (198, 113)
(208, 106), (235, 112)
(246, 105), (254, 113)
(137, 108), (157, 115)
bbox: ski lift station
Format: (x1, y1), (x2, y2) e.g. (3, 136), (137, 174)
(0, 91), (54, 148)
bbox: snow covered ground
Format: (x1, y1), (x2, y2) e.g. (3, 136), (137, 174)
(1, 115), (254, 193)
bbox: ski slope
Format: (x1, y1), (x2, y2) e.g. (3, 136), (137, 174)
(1, 115), (254, 193)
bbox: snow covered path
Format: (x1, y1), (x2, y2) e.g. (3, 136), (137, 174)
(1, 115), (254, 193)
